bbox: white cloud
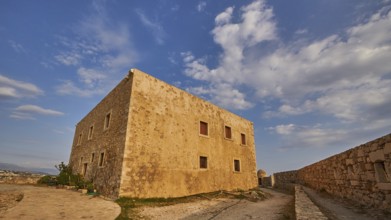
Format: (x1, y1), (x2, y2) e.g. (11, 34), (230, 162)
(56, 80), (105, 97)
(294, 29), (308, 35)
(15, 105), (64, 116)
(136, 9), (167, 45)
(8, 40), (26, 53)
(269, 124), (296, 135)
(0, 75), (43, 99)
(77, 67), (106, 88)
(55, 52), (81, 66)
(10, 112), (36, 120)
(183, 1), (391, 149)
(187, 83), (254, 110)
(54, 1), (137, 97)
(197, 2), (207, 12)
(182, 0), (277, 110)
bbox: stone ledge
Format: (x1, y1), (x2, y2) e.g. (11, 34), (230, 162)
(295, 185), (327, 220)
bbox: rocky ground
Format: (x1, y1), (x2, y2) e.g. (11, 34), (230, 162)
(0, 184), (120, 219)
(136, 188), (294, 220)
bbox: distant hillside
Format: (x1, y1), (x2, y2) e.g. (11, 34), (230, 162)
(0, 162), (58, 175)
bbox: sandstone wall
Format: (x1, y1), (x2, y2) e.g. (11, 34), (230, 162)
(119, 69), (258, 198)
(68, 75), (133, 198)
(273, 170), (298, 192)
(297, 133), (391, 211)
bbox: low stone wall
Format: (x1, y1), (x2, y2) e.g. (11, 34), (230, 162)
(294, 185), (327, 220)
(0, 171), (44, 184)
(261, 175), (274, 187)
(273, 170), (298, 192)
(297, 133), (391, 211)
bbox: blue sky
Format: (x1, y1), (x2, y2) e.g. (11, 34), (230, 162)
(1, 0), (391, 174)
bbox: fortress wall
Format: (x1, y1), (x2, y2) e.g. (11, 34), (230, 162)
(272, 170), (298, 192)
(297, 133), (391, 211)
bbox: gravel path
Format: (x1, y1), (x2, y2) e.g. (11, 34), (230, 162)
(0, 184), (120, 220)
(139, 188), (294, 220)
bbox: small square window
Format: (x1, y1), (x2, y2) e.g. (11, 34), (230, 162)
(99, 152), (105, 167)
(104, 113), (111, 129)
(225, 126), (232, 139)
(88, 126), (94, 140)
(234, 160), (241, 172)
(200, 121), (208, 136)
(200, 156), (208, 169)
(241, 133), (246, 145)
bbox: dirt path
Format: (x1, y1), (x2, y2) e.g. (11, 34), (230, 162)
(139, 188), (293, 220)
(303, 186), (390, 220)
(0, 184), (120, 220)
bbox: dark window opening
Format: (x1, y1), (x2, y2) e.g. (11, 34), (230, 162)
(91, 153), (95, 162)
(82, 163), (88, 176)
(88, 126), (94, 140)
(77, 133), (82, 145)
(234, 160), (240, 172)
(200, 121), (208, 136)
(99, 152), (105, 167)
(104, 113), (111, 129)
(225, 126), (232, 139)
(241, 133), (246, 145)
(200, 156), (208, 169)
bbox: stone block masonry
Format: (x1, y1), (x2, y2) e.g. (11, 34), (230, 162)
(68, 69), (258, 199)
(273, 170), (297, 192)
(297, 133), (391, 211)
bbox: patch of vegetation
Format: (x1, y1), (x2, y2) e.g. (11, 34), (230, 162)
(37, 162), (94, 191)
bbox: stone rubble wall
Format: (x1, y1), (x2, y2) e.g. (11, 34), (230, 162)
(261, 175), (274, 188)
(273, 170), (298, 192)
(297, 133), (391, 211)
(294, 185), (327, 220)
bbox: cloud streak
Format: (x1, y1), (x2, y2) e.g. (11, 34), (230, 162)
(135, 9), (167, 45)
(15, 105), (64, 116)
(0, 75), (43, 99)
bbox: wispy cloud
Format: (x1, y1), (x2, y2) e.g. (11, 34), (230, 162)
(135, 9), (167, 45)
(0, 75), (43, 100)
(8, 40), (27, 53)
(54, 1), (138, 97)
(10, 112), (36, 120)
(54, 52), (81, 66)
(15, 105), (64, 116)
(197, 2), (207, 12)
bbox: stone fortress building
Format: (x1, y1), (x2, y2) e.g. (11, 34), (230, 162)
(68, 69), (258, 198)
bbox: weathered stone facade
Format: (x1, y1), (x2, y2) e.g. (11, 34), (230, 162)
(69, 69), (258, 198)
